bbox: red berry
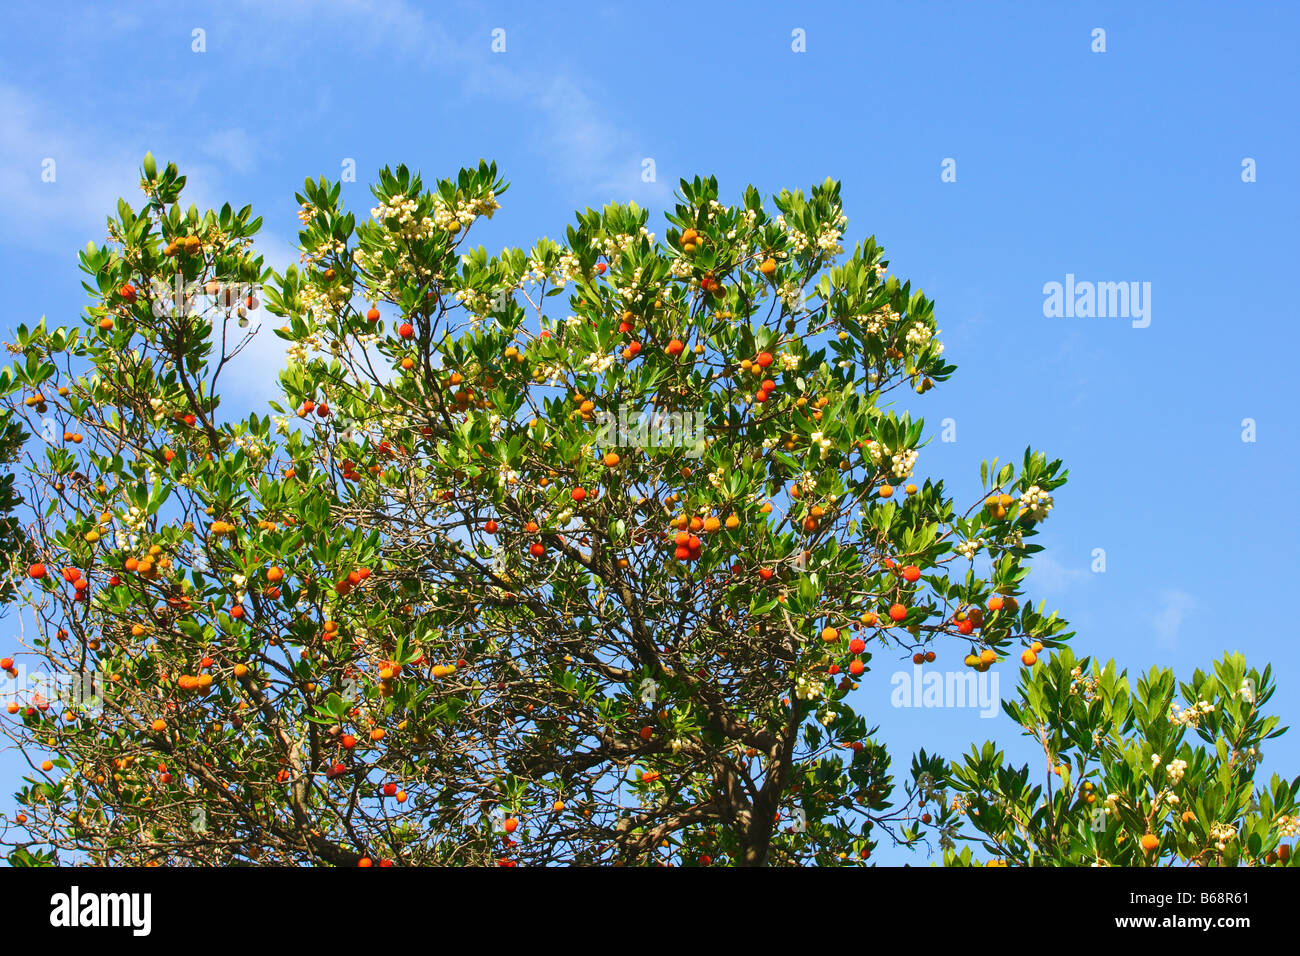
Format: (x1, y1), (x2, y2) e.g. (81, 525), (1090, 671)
(888, 603), (908, 622)
(901, 565), (921, 582)
(398, 322), (414, 339)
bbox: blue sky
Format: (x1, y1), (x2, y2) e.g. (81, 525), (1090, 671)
(1, 0), (1297, 864)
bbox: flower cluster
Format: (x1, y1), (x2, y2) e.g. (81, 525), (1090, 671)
(863, 305), (899, 337)
(373, 196), (437, 241)
(1209, 822), (1237, 852)
(1019, 485), (1054, 522)
(775, 210), (848, 256)
(1168, 699), (1216, 728)
(905, 322), (933, 349)
(794, 673), (824, 701)
(891, 449), (918, 479)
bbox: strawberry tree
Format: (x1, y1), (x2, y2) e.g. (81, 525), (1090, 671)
(1, 155), (1071, 866)
(926, 649), (1300, 866)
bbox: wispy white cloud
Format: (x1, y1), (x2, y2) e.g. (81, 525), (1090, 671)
(0, 82), (254, 251)
(1151, 589), (1198, 650)
(201, 129), (259, 176)
(1027, 550), (1089, 595)
(238, 0), (668, 204)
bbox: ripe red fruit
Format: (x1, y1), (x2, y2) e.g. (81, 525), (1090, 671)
(888, 603), (908, 622)
(761, 379), (776, 392)
(848, 659), (865, 676)
(504, 817), (519, 834)
(666, 339), (684, 357)
(639, 725), (653, 740)
(754, 390), (769, 403)
(358, 857), (373, 867)
(382, 782), (398, 797)
(571, 488), (587, 502)
(27, 563), (46, 580)
(758, 568), (774, 580)
(848, 637), (865, 654)
(596, 263), (607, 274)
(901, 565), (921, 582)
(957, 619), (975, 635)
(529, 542), (545, 557)
(230, 606), (245, 619)
(118, 283), (137, 303)
(315, 402), (329, 418)
(484, 519), (498, 534)
(398, 322), (414, 339)
(341, 734), (357, 749)
(366, 307), (380, 321)
(756, 352), (773, 368)
(0, 657), (12, 670)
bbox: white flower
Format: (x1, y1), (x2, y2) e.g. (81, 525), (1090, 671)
(1166, 758), (1187, 785)
(1019, 485), (1053, 522)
